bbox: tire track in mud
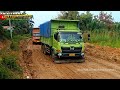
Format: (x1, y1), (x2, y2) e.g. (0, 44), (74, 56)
(33, 47), (90, 79)
(32, 45), (120, 79)
(19, 38), (36, 79)
(31, 45), (84, 79)
(31, 46), (63, 79)
(84, 55), (120, 78)
(32, 47), (119, 79)
(42, 49), (120, 79)
(21, 39), (120, 79)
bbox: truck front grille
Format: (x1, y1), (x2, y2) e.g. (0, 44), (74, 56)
(61, 47), (82, 53)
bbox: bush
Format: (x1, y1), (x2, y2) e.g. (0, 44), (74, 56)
(0, 54), (23, 79)
(0, 64), (16, 79)
(1, 55), (22, 72)
(89, 29), (120, 48)
(3, 30), (11, 39)
(10, 41), (19, 51)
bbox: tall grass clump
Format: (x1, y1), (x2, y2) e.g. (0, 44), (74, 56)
(10, 34), (31, 51)
(0, 55), (23, 79)
(1, 55), (22, 72)
(89, 29), (120, 48)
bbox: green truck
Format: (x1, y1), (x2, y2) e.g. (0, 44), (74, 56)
(39, 19), (85, 63)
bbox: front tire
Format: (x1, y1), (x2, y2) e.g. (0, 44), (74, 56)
(41, 44), (44, 53)
(77, 55), (85, 63)
(51, 50), (58, 62)
(51, 50), (56, 59)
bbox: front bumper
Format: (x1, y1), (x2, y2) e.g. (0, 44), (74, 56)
(57, 52), (84, 58)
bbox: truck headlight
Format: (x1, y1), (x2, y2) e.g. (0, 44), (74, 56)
(81, 53), (84, 56)
(58, 53), (62, 56)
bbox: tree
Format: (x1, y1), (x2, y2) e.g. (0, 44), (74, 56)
(57, 11), (114, 31)
(58, 11), (68, 19)
(67, 11), (79, 20)
(12, 19), (33, 35)
(79, 11), (93, 30)
(96, 11), (114, 30)
(57, 11), (79, 20)
(2, 11), (34, 35)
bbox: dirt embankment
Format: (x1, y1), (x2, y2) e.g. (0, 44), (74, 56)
(0, 40), (11, 50)
(19, 39), (120, 79)
(85, 43), (120, 64)
(0, 42), (4, 50)
(19, 39), (36, 79)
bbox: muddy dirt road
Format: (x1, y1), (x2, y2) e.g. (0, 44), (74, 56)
(20, 39), (120, 79)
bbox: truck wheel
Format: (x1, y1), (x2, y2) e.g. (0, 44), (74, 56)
(51, 50), (57, 62)
(78, 55), (85, 63)
(41, 45), (46, 54)
(51, 50), (56, 59)
(43, 45), (47, 55)
(41, 45), (44, 53)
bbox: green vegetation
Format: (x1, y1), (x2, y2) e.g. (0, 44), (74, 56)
(0, 34), (31, 79)
(1, 55), (22, 72)
(0, 11), (34, 40)
(89, 30), (120, 48)
(58, 11), (120, 48)
(0, 55), (22, 79)
(0, 64), (18, 79)
(10, 34), (31, 51)
(0, 11), (33, 79)
(0, 19), (33, 40)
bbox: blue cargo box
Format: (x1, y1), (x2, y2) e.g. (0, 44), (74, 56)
(39, 21), (51, 38)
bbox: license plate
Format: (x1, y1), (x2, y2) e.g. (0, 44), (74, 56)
(69, 53), (75, 56)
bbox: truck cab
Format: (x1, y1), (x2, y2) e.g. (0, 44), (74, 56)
(53, 31), (84, 58)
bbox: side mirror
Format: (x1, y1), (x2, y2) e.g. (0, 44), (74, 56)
(54, 34), (57, 40)
(80, 36), (82, 39)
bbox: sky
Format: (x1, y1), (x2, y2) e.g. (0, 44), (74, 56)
(26, 11), (120, 28)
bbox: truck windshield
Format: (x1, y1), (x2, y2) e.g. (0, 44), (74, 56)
(59, 32), (83, 43)
(33, 33), (40, 37)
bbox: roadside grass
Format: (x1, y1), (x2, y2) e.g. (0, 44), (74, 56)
(0, 54), (23, 79)
(83, 29), (120, 48)
(10, 34), (31, 51)
(0, 34), (31, 79)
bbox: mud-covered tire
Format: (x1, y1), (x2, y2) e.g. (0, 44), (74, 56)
(43, 45), (47, 55)
(77, 55), (85, 63)
(51, 50), (58, 63)
(41, 45), (47, 55)
(41, 45), (43, 52)
(77, 59), (85, 63)
(51, 50), (56, 59)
